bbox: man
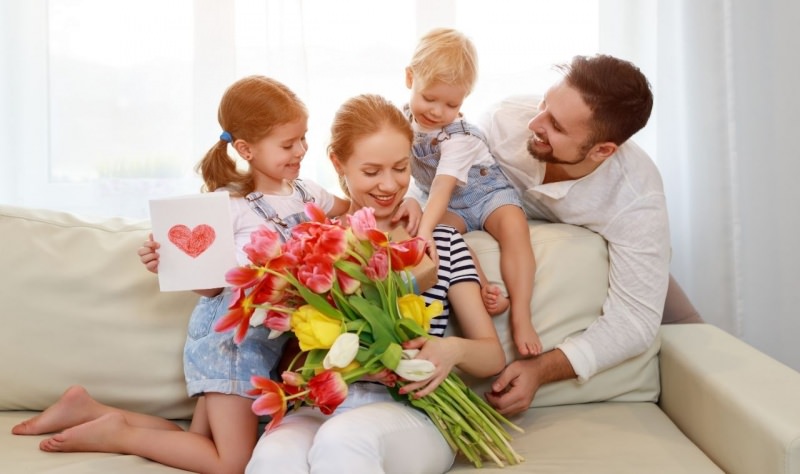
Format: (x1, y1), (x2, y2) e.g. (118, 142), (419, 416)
(480, 54), (671, 415)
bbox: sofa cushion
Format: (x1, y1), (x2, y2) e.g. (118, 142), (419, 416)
(459, 222), (661, 407)
(448, 403), (723, 473)
(0, 205), (198, 419)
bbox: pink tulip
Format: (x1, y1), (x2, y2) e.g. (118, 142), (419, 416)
(281, 371), (305, 388)
(264, 309), (292, 333)
(347, 207), (378, 240)
(297, 254), (336, 293)
(365, 249), (389, 281)
(243, 226), (282, 266)
(335, 265), (361, 295)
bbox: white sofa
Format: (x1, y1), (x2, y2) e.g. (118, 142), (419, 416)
(2, 204), (799, 474)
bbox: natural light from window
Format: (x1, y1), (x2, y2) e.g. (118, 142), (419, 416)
(10, 0), (599, 218)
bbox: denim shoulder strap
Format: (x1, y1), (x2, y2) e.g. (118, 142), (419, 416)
(245, 191), (289, 232)
(292, 179), (315, 203)
(435, 119), (488, 146)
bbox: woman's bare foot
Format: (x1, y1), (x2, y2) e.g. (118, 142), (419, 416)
(40, 412), (127, 453)
(481, 283), (510, 316)
(12, 385), (101, 435)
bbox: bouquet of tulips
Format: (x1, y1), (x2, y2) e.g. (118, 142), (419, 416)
(214, 203), (523, 468)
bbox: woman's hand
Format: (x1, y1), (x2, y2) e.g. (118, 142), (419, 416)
(138, 234), (160, 274)
(397, 336), (462, 398)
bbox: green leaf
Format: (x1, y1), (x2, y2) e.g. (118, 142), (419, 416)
(335, 260), (371, 283)
(331, 283), (359, 321)
(299, 349), (327, 379)
(379, 342), (403, 370)
(360, 282), (382, 305)
(283, 273), (343, 320)
(347, 295), (399, 344)
(355, 339), (390, 367)
(395, 318), (429, 341)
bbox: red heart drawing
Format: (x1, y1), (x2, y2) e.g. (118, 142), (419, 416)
(168, 224), (216, 258)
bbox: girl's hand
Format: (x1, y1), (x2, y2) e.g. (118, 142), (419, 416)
(397, 336), (461, 398)
(393, 198), (422, 236)
(416, 230), (439, 267)
(138, 234), (160, 274)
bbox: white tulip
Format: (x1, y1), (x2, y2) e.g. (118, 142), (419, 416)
(394, 349), (435, 382)
(249, 307), (267, 327)
(323, 332), (360, 369)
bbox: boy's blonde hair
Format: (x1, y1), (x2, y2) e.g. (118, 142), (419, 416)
(407, 28), (478, 93)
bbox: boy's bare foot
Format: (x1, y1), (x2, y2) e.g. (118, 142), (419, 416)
(481, 284), (510, 316)
(515, 333), (543, 357)
(12, 385), (100, 435)
(40, 412), (126, 453)
(512, 309), (543, 357)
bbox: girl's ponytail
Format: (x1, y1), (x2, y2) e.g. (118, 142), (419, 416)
(196, 140), (250, 194)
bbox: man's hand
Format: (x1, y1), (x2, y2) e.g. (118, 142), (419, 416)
(485, 349), (576, 417)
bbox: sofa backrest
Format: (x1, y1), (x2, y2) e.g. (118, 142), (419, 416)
(459, 223), (661, 407)
(0, 205), (660, 419)
(0, 205), (199, 419)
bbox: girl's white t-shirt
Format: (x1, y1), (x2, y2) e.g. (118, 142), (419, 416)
(224, 180), (336, 265)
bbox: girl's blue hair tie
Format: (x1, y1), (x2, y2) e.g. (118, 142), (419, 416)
(220, 131), (233, 143)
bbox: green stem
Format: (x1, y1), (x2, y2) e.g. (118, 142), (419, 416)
(441, 377), (522, 464)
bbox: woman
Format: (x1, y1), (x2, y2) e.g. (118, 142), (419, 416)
(245, 94), (505, 474)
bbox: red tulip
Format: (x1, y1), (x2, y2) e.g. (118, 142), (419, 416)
(304, 202), (328, 223)
(225, 266), (263, 289)
(213, 305), (252, 344)
(307, 370), (348, 415)
(248, 376), (288, 431)
(388, 236), (427, 270)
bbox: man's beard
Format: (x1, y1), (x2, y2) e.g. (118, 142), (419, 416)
(526, 134), (592, 166)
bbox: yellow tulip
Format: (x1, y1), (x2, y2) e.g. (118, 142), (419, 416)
(397, 294), (443, 332)
(291, 305), (343, 351)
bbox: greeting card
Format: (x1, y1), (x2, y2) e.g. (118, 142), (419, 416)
(149, 191), (236, 291)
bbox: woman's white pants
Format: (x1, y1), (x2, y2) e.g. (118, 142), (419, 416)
(245, 382), (455, 474)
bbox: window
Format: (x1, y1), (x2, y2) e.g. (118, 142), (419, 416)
(0, 0), (598, 218)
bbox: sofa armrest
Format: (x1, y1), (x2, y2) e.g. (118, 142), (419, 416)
(659, 324), (800, 474)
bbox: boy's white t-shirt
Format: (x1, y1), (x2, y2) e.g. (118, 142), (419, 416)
(412, 118), (495, 186)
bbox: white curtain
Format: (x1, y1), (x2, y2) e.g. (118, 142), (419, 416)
(0, 0), (598, 217)
(601, 0), (800, 371)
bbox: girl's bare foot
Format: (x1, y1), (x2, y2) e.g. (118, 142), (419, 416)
(40, 412), (127, 453)
(12, 385), (100, 435)
(481, 283), (510, 317)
